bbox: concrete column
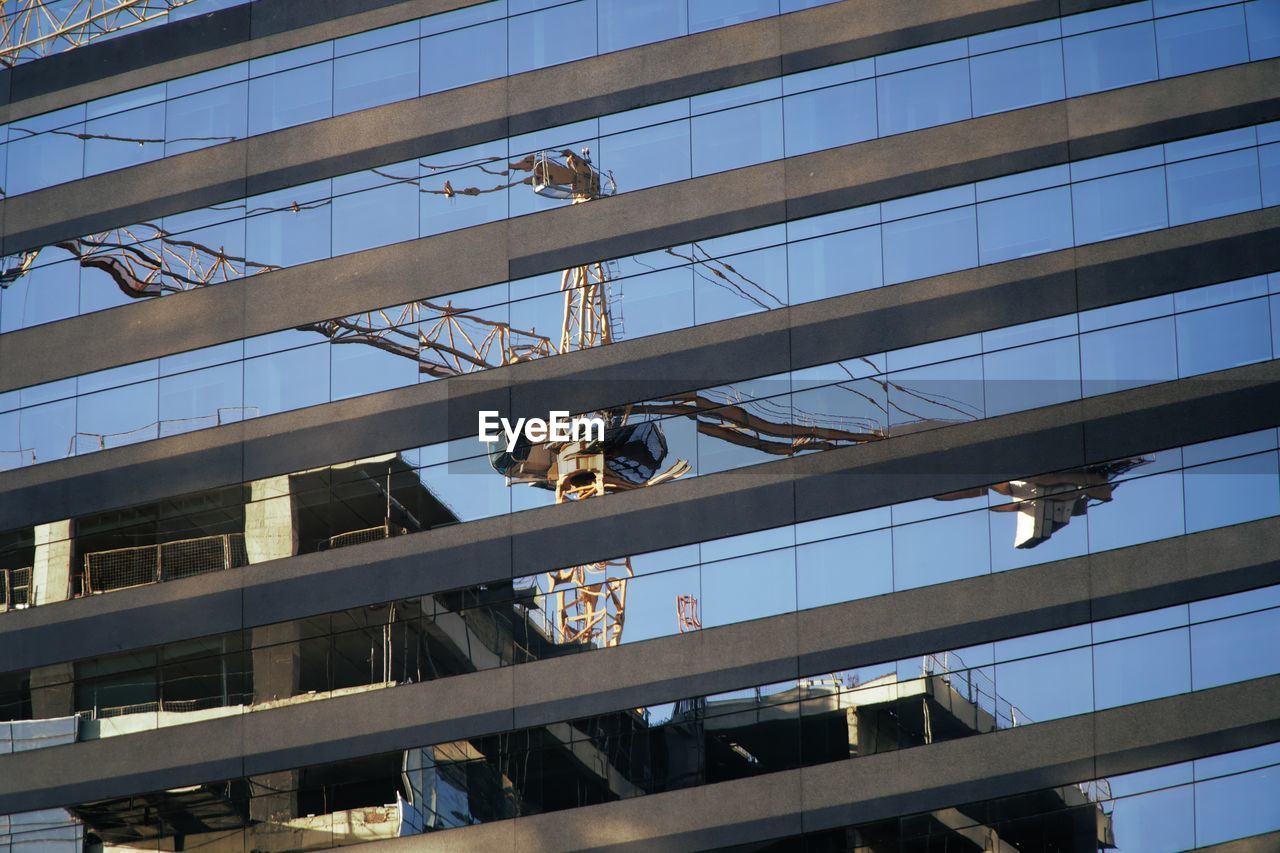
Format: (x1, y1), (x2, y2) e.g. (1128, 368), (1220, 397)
(246, 475), (297, 564)
(31, 521), (72, 606)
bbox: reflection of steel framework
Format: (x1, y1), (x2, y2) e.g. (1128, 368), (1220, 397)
(0, 0), (203, 67)
(677, 594), (701, 633)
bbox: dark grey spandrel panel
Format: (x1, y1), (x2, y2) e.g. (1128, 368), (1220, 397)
(0, 270), (247, 394)
(504, 309), (792, 424)
(1088, 519), (1280, 622)
(783, 102), (1071, 222)
(507, 162), (790, 279)
(247, 0), (477, 40)
(780, 0), (1058, 77)
(1057, 0), (1153, 13)
(793, 408), (1088, 524)
(1092, 677), (1280, 778)
(239, 526), (514, 627)
(242, 80), (510, 197)
(239, 667), (515, 775)
(1066, 59), (1280, 161)
(506, 468), (797, 577)
(787, 262), (1080, 371)
(1073, 209), (1280, 311)
(0, 143), (250, 256)
(0, 716), (245, 814)
(5, 3), (252, 106)
(1079, 361), (1280, 464)
(0, 425), (246, 532)
(506, 18), (782, 137)
(1196, 831), (1280, 853)
(0, 68), (10, 111)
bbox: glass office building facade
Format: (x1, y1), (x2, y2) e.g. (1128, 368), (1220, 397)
(1, 1), (1278, 851)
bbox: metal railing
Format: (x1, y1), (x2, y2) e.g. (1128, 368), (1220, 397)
(326, 522), (399, 551)
(82, 533), (248, 594)
(0, 567), (32, 608)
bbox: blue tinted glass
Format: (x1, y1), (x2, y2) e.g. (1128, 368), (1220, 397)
(796, 530), (893, 610)
(892, 510), (990, 589)
(691, 99), (783, 176)
(1080, 317), (1178, 396)
(165, 82), (248, 156)
(876, 59), (971, 138)
(1176, 298), (1273, 376)
(333, 40), (419, 114)
(247, 62), (334, 136)
(158, 362), (244, 436)
(598, 0), (686, 51)
(244, 344), (330, 416)
(693, 245), (786, 324)
(1247, 0), (1280, 59)
(983, 336), (1081, 417)
(970, 40), (1066, 117)
(77, 381), (160, 452)
(1184, 451), (1280, 533)
(977, 185), (1074, 265)
(689, 0), (777, 32)
(7, 120), (83, 196)
(246, 180), (334, 267)
(1072, 167), (1169, 245)
(1, 260), (78, 332)
(1093, 629), (1191, 709)
(1196, 763), (1280, 846)
(1167, 148), (1261, 226)
(331, 335), (419, 400)
(599, 119), (691, 193)
(509, 0), (598, 74)
(21, 399), (75, 467)
(421, 19), (506, 95)
(1260, 143), (1280, 207)
(882, 206), (978, 285)
(783, 79), (876, 157)
(1156, 4), (1249, 76)
(332, 171), (419, 256)
(786, 227), (882, 304)
(84, 103), (165, 176)
(1063, 22), (1159, 97)
(1088, 469), (1186, 550)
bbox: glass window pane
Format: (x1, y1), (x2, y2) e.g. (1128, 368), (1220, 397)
(1191, 608), (1280, 690)
(995, 646), (1094, 722)
(159, 362), (245, 436)
(1166, 147), (1261, 226)
(1176, 298), (1272, 376)
(689, 0), (777, 32)
(691, 99), (783, 176)
(983, 335), (1081, 417)
(701, 549), (795, 628)
(331, 332), (419, 400)
(970, 39), (1066, 117)
(244, 343), (330, 417)
(1081, 316), (1178, 396)
(332, 171), (419, 256)
(20, 399), (75, 466)
(1155, 4), (1249, 77)
(1087, 469), (1185, 551)
(1063, 21), (1159, 97)
(84, 103), (165, 176)
(693, 245), (786, 324)
(893, 510), (990, 590)
(333, 40), (419, 115)
(76, 381), (160, 453)
(598, 0), (686, 52)
(421, 19), (506, 95)
(876, 59), (971, 138)
(248, 62), (334, 136)
(783, 79), (876, 157)
(1093, 628), (1191, 710)
(1184, 451), (1280, 533)
(7, 119), (84, 196)
(0, 259), (79, 332)
(165, 82), (248, 156)
(786, 226), (882, 304)
(246, 180), (334, 267)
(1195, 764), (1280, 847)
(1072, 167), (1169, 245)
(882, 206), (978, 285)
(796, 529), (893, 610)
(599, 119), (691, 193)
(977, 185), (1074, 265)
(1247, 0), (1280, 59)
(509, 0), (598, 75)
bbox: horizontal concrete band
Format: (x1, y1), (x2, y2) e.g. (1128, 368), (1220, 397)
(2, 359), (1278, 673)
(0, 0), (491, 122)
(0, 518), (1276, 813)
(0, 0), (1073, 253)
(3, 60), (1277, 395)
(1, 204), (1277, 532)
(6, 10), (1276, 263)
(361, 677), (1280, 853)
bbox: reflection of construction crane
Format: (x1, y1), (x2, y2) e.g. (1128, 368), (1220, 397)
(1, 0), (204, 67)
(936, 457), (1150, 548)
(677, 595), (701, 633)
